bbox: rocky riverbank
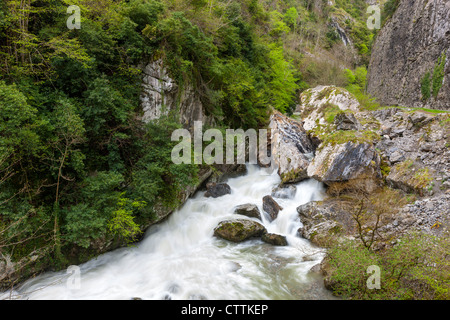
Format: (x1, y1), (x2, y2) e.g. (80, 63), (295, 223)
(285, 85), (449, 297)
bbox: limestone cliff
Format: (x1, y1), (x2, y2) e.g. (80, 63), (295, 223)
(140, 59), (215, 128)
(367, 0), (450, 110)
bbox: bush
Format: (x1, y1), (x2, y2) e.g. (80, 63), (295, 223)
(326, 233), (450, 299)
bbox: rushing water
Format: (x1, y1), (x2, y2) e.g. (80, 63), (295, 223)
(2, 165), (335, 300)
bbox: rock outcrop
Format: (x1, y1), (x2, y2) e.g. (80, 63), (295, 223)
(268, 110), (316, 184)
(294, 85), (361, 131)
(140, 59), (215, 127)
(367, 0), (450, 110)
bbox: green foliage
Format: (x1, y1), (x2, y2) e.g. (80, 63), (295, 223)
(421, 51), (446, 101)
(62, 171), (125, 248)
(130, 117), (199, 214)
(421, 71), (431, 101)
(0, 81), (41, 153)
(327, 240), (380, 299)
(382, 0), (400, 25)
(327, 233), (450, 299)
(431, 52), (446, 98)
(107, 194), (145, 244)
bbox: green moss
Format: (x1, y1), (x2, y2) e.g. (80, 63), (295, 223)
(280, 168), (305, 184)
(320, 129), (380, 147)
(380, 158), (391, 178)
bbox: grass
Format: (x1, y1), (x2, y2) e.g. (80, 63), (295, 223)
(320, 129), (380, 147)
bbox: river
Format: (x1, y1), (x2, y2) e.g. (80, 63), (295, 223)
(2, 164), (335, 300)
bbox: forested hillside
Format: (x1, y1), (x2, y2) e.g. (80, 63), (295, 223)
(0, 0), (383, 287)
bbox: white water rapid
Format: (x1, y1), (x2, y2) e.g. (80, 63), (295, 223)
(2, 165), (336, 300)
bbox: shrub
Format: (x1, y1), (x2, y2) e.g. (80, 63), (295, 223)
(326, 232), (450, 299)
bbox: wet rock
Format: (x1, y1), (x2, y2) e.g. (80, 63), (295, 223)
(234, 204), (262, 220)
(213, 219), (266, 242)
(262, 195), (283, 221)
(205, 182), (231, 198)
(271, 185), (297, 199)
(261, 232), (288, 246)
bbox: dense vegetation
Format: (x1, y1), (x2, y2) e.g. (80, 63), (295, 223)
(0, 0), (384, 287)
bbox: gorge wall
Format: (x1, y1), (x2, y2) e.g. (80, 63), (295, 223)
(367, 0), (450, 110)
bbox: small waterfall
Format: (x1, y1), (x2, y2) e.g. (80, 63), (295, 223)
(2, 165), (335, 300)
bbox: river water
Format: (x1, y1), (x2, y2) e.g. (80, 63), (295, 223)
(2, 165), (335, 300)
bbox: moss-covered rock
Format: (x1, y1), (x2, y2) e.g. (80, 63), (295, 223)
(213, 219), (266, 242)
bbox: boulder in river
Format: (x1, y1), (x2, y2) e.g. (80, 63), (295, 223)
(234, 204), (262, 220)
(261, 232), (288, 246)
(205, 182), (231, 198)
(213, 219), (266, 242)
(262, 195), (283, 221)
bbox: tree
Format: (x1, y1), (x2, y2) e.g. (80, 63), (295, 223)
(51, 98), (85, 256)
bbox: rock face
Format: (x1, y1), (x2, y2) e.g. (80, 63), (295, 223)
(367, 0), (450, 110)
(307, 142), (382, 193)
(262, 195), (283, 221)
(205, 182), (231, 198)
(234, 204), (262, 220)
(140, 59), (215, 127)
(268, 110), (316, 184)
(213, 219), (266, 242)
(373, 109), (449, 196)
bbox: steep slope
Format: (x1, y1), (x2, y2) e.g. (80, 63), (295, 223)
(367, 0), (450, 110)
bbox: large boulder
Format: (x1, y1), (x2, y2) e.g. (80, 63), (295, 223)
(262, 195), (283, 221)
(234, 204), (262, 220)
(205, 182), (231, 198)
(213, 219), (266, 242)
(261, 233), (288, 246)
(307, 141), (382, 194)
(294, 86), (361, 131)
(296, 201), (348, 247)
(268, 110), (316, 184)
